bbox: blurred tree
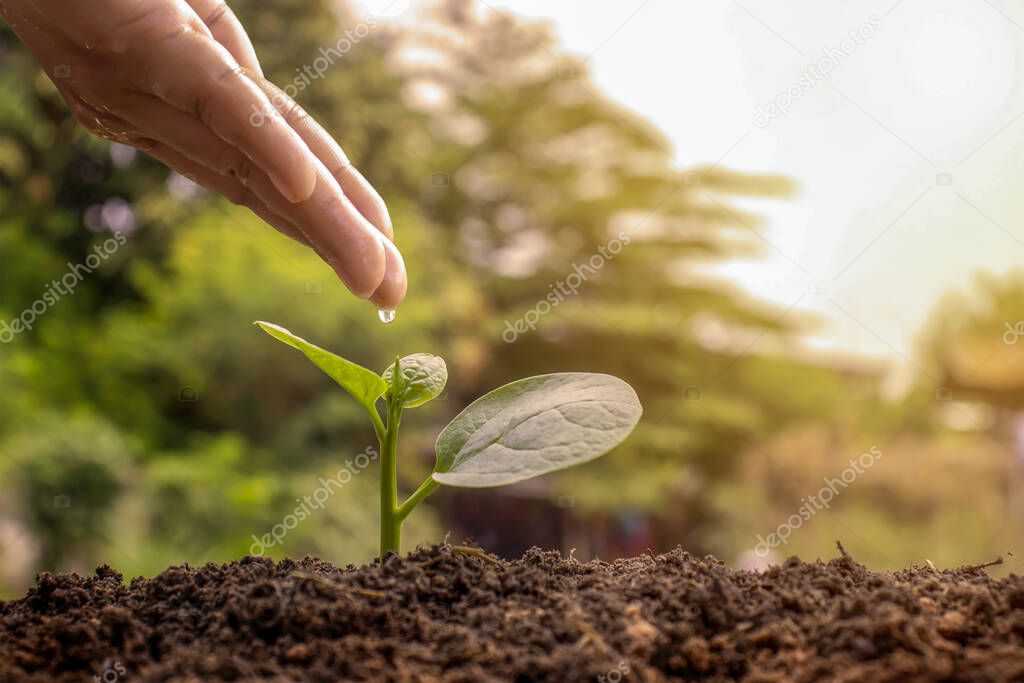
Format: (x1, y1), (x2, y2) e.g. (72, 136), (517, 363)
(919, 270), (1024, 407)
(0, 0), (882, 583)
(711, 423), (1019, 573)
(393, 0), (875, 551)
(1, 414), (126, 571)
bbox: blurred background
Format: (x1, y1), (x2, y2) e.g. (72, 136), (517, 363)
(2, 0), (1024, 595)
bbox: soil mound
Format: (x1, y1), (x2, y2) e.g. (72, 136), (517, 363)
(2, 544), (1023, 682)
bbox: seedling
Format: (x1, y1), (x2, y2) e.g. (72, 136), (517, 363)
(255, 321), (643, 556)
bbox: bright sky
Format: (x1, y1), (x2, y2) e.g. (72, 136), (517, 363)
(354, 0), (1024, 368)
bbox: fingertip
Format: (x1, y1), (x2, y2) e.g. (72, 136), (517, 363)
(376, 204), (394, 242)
(325, 229), (387, 299)
(270, 158), (316, 203)
(252, 97), (318, 203)
(347, 166), (394, 240)
(369, 239), (408, 310)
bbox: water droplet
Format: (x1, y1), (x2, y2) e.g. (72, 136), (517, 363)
(378, 308), (396, 324)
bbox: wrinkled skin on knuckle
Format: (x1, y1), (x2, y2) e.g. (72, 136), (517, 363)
(329, 157), (355, 187)
(229, 155), (256, 184)
(214, 62), (248, 87)
(316, 189), (346, 216)
(109, 4), (206, 55)
(280, 99), (309, 127)
(202, 3), (232, 30)
(65, 92), (134, 142)
(122, 23), (215, 108)
(215, 147), (249, 180)
(190, 62), (245, 129)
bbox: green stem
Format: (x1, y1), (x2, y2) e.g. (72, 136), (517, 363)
(396, 476), (440, 522)
(368, 406), (386, 445)
(378, 396), (402, 556)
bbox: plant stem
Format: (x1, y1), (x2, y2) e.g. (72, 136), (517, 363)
(396, 476), (440, 521)
(379, 396), (402, 556)
(368, 407), (386, 446)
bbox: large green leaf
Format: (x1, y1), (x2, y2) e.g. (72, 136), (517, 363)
(254, 321), (386, 409)
(433, 373), (642, 487)
(382, 354), (448, 408)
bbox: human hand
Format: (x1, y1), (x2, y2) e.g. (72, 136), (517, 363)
(0, 0), (406, 310)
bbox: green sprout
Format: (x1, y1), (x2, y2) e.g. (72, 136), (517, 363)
(255, 321), (643, 556)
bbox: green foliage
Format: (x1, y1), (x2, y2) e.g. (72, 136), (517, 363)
(142, 434), (284, 555)
(1, 414), (127, 570)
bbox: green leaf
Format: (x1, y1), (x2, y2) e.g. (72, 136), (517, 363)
(382, 353), (448, 408)
(433, 373), (642, 488)
(254, 321), (386, 410)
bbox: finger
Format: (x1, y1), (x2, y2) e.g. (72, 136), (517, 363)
(255, 79), (394, 241)
(144, 141), (313, 248)
(257, 80), (406, 307)
(118, 96), (387, 297)
(183, 0), (263, 77)
(127, 24), (316, 203)
(369, 238), (408, 310)
(291, 165), (388, 298)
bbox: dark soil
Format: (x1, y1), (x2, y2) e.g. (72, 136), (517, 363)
(2, 544), (1024, 682)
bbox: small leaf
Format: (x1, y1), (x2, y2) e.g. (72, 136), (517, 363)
(382, 353), (448, 407)
(254, 321), (386, 409)
(433, 373), (641, 488)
